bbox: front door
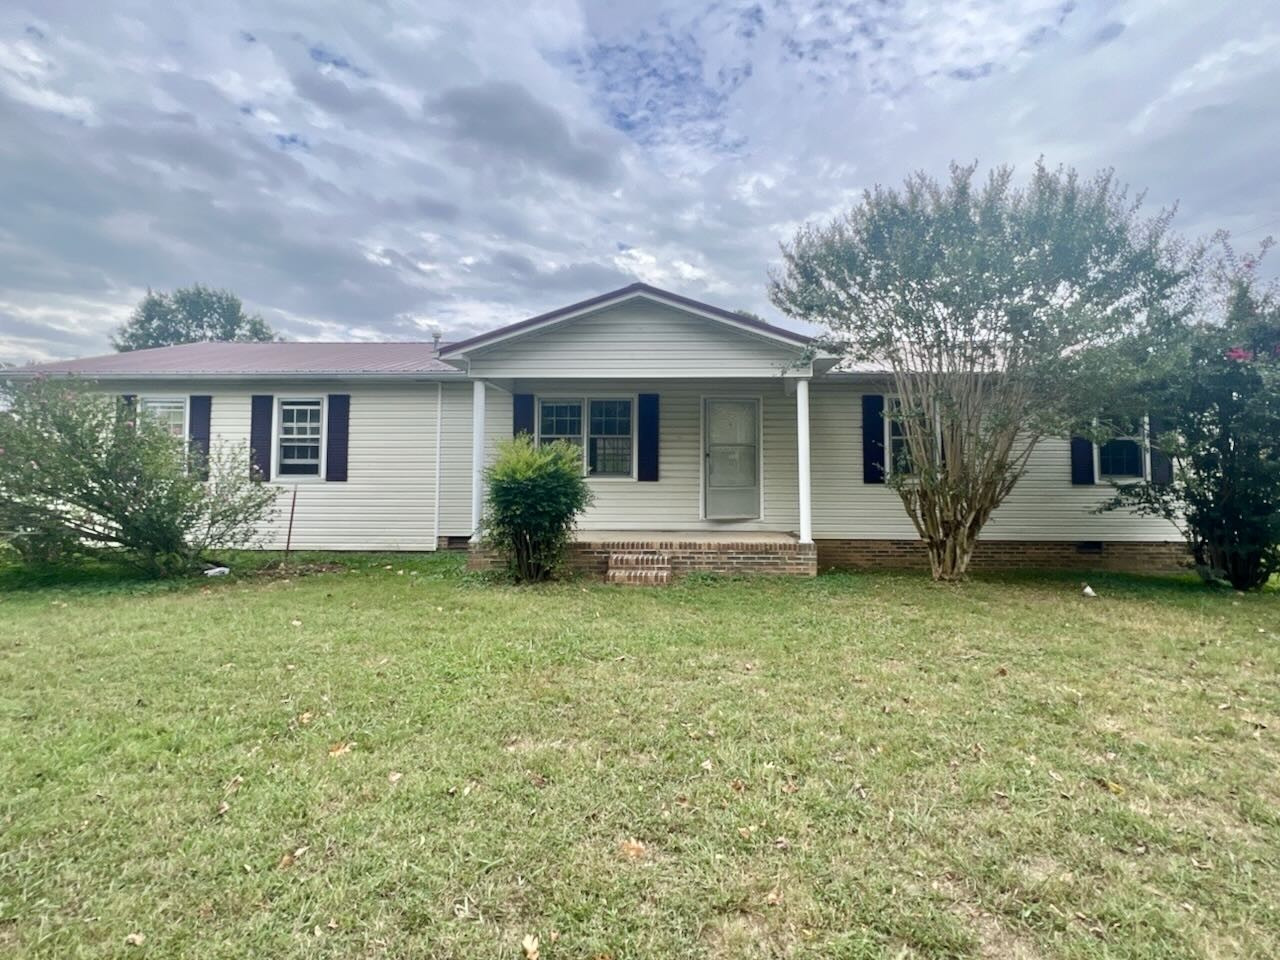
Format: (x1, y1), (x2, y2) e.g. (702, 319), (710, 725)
(704, 398), (760, 520)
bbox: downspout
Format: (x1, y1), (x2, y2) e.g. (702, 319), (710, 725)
(432, 381), (443, 550)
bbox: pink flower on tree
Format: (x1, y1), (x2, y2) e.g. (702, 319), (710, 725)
(1225, 346), (1254, 362)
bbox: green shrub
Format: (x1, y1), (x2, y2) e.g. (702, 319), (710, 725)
(1104, 277), (1280, 590)
(483, 436), (592, 582)
(0, 377), (278, 577)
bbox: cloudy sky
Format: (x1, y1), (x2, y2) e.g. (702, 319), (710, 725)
(1, 0), (1278, 363)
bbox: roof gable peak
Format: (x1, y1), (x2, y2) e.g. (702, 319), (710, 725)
(439, 283), (811, 358)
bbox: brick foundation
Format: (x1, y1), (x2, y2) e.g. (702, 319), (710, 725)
(468, 537), (818, 579)
(814, 539), (1188, 574)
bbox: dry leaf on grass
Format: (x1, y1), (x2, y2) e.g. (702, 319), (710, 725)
(766, 886), (783, 906)
(298, 712), (314, 726)
(125, 933), (145, 947)
(388, 771), (403, 785)
(328, 741), (353, 757)
(730, 778), (746, 792)
(521, 933), (540, 959)
(290, 619), (302, 628)
(619, 837), (647, 860)
(215, 800), (230, 818)
(699, 758), (714, 772)
(277, 845), (309, 869)
(223, 774), (244, 795)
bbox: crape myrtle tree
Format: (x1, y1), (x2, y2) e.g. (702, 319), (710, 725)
(770, 160), (1191, 580)
(1104, 245), (1280, 590)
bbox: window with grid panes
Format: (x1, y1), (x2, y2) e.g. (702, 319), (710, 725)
(539, 400), (583, 452)
(588, 399), (632, 476)
(279, 399), (323, 476)
(139, 397), (186, 439)
(1099, 438), (1143, 479)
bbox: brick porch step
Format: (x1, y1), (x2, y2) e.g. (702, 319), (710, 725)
(605, 550), (672, 586)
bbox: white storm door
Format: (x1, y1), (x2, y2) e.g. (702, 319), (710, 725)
(704, 398), (760, 520)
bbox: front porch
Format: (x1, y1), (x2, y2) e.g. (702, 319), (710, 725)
(468, 531), (817, 582)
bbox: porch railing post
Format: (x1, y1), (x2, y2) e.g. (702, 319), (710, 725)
(796, 377), (813, 544)
(470, 378), (487, 542)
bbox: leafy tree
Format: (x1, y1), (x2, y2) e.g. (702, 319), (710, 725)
(112, 285), (274, 351)
(770, 161), (1191, 580)
(0, 378), (278, 575)
(483, 436), (592, 582)
(1104, 260), (1280, 590)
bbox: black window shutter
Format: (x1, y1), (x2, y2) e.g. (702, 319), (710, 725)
(249, 395), (273, 481)
(188, 395), (212, 481)
(861, 394), (885, 484)
(1070, 437), (1095, 485)
(1149, 416), (1173, 486)
(637, 393), (660, 482)
(513, 394), (535, 437)
(326, 394), (350, 482)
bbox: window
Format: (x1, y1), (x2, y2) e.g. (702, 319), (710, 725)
(1096, 417), (1149, 481)
(884, 397), (916, 477)
(278, 399), (323, 476)
(539, 401), (583, 449)
(139, 397), (186, 439)
(588, 399), (632, 476)
(538, 397), (634, 477)
(1098, 438), (1143, 479)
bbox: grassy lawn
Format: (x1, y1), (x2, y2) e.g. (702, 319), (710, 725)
(1, 554), (1277, 959)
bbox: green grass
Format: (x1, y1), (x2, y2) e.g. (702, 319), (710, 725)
(1, 554), (1277, 959)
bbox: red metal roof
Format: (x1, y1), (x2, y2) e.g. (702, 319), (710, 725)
(10, 341), (461, 378)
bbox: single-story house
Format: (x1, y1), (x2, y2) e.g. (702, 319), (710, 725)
(11, 282), (1183, 579)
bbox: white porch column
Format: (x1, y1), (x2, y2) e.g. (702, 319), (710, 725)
(470, 378), (487, 541)
(796, 378), (813, 544)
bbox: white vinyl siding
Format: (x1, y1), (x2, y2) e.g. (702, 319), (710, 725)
(99, 376), (1180, 549)
(511, 379), (799, 532)
(464, 300), (809, 379)
(112, 380), (444, 551)
(808, 383), (1181, 542)
(435, 380), (511, 538)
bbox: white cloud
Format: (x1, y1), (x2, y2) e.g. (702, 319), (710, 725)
(1130, 33), (1280, 134)
(0, 0), (1278, 364)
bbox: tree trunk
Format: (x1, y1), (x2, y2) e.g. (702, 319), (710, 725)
(926, 528), (978, 581)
